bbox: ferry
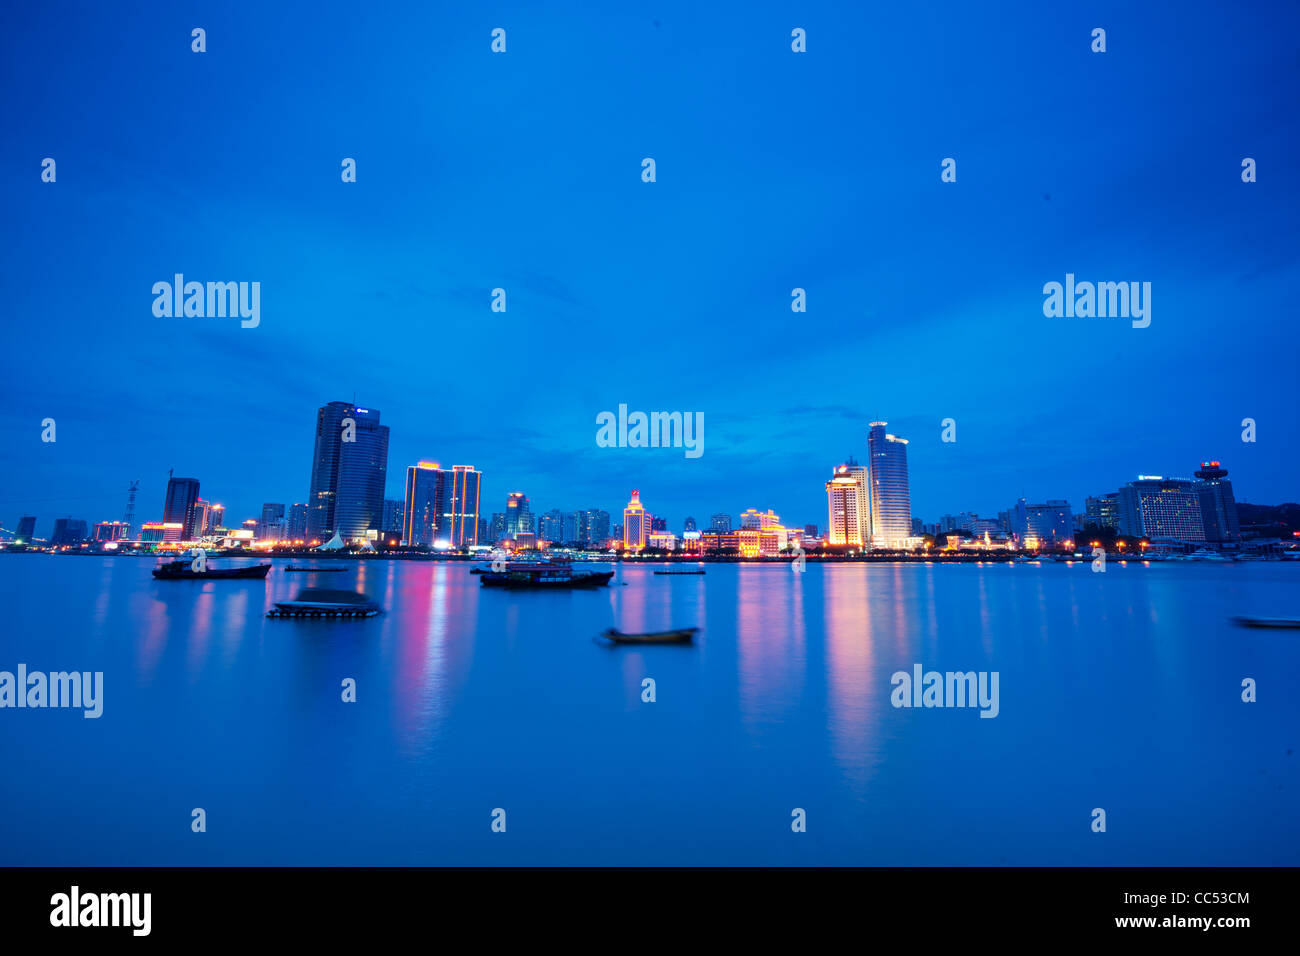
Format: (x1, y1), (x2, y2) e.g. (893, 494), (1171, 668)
(479, 562), (614, 589)
(153, 559), (271, 580)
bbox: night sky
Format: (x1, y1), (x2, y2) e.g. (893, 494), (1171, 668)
(2, 1), (1297, 535)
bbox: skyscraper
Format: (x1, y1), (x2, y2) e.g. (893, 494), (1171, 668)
(259, 503), (286, 541)
(306, 401), (390, 543)
(288, 503), (309, 542)
(1194, 461), (1241, 542)
(1117, 477), (1205, 541)
(826, 463), (867, 547)
(585, 509), (610, 547)
(540, 509), (565, 543)
(438, 465), (481, 548)
(403, 462), (442, 547)
(382, 498), (405, 537)
(867, 422), (911, 548)
(163, 475), (201, 540)
(623, 490), (650, 551)
(683, 516), (696, 533)
(709, 513), (732, 533)
(505, 492), (531, 539)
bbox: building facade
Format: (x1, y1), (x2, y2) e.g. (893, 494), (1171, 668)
(306, 401), (390, 543)
(867, 422), (911, 548)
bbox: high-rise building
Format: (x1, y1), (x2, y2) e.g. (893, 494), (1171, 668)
(540, 509), (565, 543)
(259, 503), (286, 541)
(826, 464), (868, 547)
(50, 518), (88, 545)
(15, 516), (36, 544)
(306, 401), (390, 543)
(163, 475), (201, 540)
(505, 493), (532, 539)
(868, 422), (911, 548)
(382, 498), (405, 537)
(1084, 493), (1121, 530)
(403, 462), (442, 547)
(207, 503), (226, 535)
(1117, 477), (1205, 541)
(683, 516), (697, 533)
(288, 503), (309, 542)
(623, 490), (650, 550)
(192, 498), (210, 539)
(489, 513), (507, 544)
(709, 513), (732, 533)
(585, 509), (610, 547)
(1013, 499), (1074, 549)
(438, 465), (481, 548)
(650, 516), (667, 533)
(1194, 461), (1241, 542)
(477, 516), (489, 546)
(93, 521), (128, 542)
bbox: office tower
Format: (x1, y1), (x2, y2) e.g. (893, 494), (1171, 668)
(650, 516), (667, 533)
(192, 498), (210, 539)
(1014, 499), (1074, 549)
(1194, 461), (1241, 542)
(163, 475), (201, 539)
(709, 513), (732, 533)
(382, 498), (405, 536)
(93, 521), (128, 542)
(683, 516), (696, 533)
(259, 503), (286, 541)
(1084, 494), (1121, 530)
(804, 524), (818, 537)
(586, 509), (610, 547)
(15, 516), (36, 544)
(306, 401), (390, 543)
(540, 509), (565, 543)
(1117, 478), (1206, 541)
(403, 463), (442, 547)
(623, 490), (650, 550)
(438, 465), (481, 548)
(563, 512), (580, 545)
(288, 503), (309, 542)
(477, 516), (489, 545)
(50, 518), (88, 545)
(867, 422), (911, 548)
(489, 513), (507, 544)
(505, 493), (531, 539)
(824, 459), (869, 547)
(208, 503), (226, 534)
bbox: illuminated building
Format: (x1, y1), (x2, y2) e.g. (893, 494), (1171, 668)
(1194, 461), (1241, 542)
(737, 528), (781, 557)
(825, 463), (868, 547)
(163, 476), (201, 539)
(1084, 494), (1120, 530)
(141, 521), (183, 544)
(288, 503), (308, 541)
(93, 521), (128, 542)
(207, 503), (226, 534)
(192, 498), (210, 538)
(1117, 477), (1205, 541)
(438, 465), (481, 548)
(403, 461), (442, 547)
(623, 490), (650, 550)
(505, 492), (532, 539)
(259, 503), (286, 541)
(647, 530), (678, 550)
(1013, 499), (1074, 549)
(307, 401), (390, 543)
(867, 422), (911, 548)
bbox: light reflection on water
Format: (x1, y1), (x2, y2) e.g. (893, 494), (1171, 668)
(1, 555), (1297, 865)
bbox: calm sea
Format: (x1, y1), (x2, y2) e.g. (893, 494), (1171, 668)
(1, 555), (1297, 865)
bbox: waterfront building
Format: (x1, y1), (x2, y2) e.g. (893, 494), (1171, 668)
(438, 466), (481, 548)
(540, 510), (565, 543)
(1117, 477), (1205, 541)
(489, 512), (507, 544)
(207, 503), (226, 535)
(93, 521), (128, 542)
(163, 476), (201, 539)
(623, 490), (651, 550)
(709, 513), (732, 533)
(287, 503), (308, 542)
(403, 462), (442, 547)
(306, 401), (390, 544)
(825, 463), (868, 547)
(15, 516), (36, 544)
(584, 509), (610, 548)
(683, 516), (697, 533)
(505, 492), (532, 539)
(1194, 461), (1241, 542)
(259, 503), (286, 542)
(50, 518), (89, 545)
(867, 422), (911, 548)
(1084, 493), (1121, 530)
(1014, 499), (1074, 549)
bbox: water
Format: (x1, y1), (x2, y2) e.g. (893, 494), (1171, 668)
(1, 555), (1297, 865)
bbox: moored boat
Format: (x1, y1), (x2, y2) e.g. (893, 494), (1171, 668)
(601, 627), (698, 644)
(1232, 616), (1300, 629)
(479, 562), (613, 589)
(153, 559), (271, 580)
(267, 588), (381, 618)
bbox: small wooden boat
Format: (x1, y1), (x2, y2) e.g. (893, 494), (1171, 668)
(1232, 616), (1300, 629)
(602, 627), (698, 645)
(653, 569), (706, 575)
(284, 565), (347, 573)
(267, 588), (381, 618)
(153, 559), (271, 580)
(480, 562), (614, 589)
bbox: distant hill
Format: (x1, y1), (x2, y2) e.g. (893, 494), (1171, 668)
(1237, 502), (1300, 538)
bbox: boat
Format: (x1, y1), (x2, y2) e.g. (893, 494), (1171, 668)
(267, 588), (381, 618)
(284, 565), (347, 573)
(1232, 616), (1300, 629)
(653, 569), (706, 575)
(601, 627), (698, 645)
(479, 562), (614, 589)
(1187, 548), (1228, 562)
(153, 559), (271, 580)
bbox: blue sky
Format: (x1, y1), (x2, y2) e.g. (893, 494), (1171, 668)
(2, 0), (1297, 534)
